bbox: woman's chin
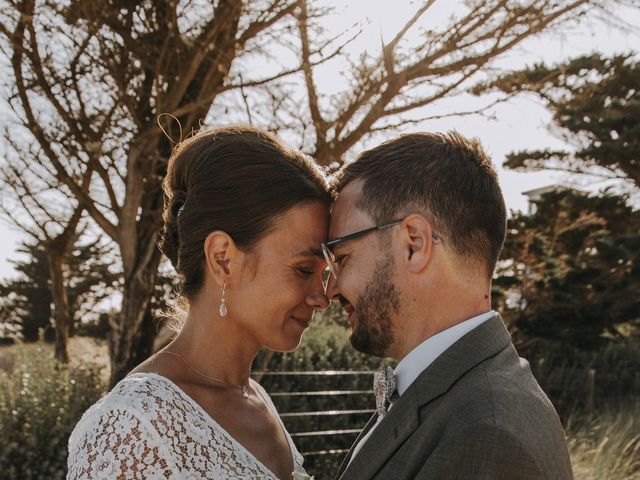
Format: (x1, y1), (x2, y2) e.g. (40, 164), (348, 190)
(266, 331), (307, 353)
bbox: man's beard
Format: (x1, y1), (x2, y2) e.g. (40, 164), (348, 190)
(350, 257), (401, 357)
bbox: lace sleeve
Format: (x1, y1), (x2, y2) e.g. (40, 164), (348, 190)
(67, 403), (179, 480)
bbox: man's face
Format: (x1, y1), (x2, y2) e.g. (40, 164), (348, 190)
(325, 181), (401, 357)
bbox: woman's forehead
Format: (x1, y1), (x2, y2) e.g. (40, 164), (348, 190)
(263, 202), (329, 253)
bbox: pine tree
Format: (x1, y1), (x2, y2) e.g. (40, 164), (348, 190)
(0, 240), (120, 342)
(495, 190), (640, 349)
(475, 54), (640, 189)
(0, 243), (52, 342)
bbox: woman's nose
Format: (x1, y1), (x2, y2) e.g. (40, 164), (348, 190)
(306, 291), (330, 310)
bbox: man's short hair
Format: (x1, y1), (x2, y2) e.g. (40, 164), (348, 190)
(333, 131), (507, 278)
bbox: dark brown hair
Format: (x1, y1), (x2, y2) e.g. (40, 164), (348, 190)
(159, 126), (331, 298)
(333, 131), (506, 277)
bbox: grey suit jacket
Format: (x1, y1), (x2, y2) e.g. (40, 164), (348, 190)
(336, 315), (573, 479)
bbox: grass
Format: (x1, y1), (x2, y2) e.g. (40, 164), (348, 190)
(568, 401), (640, 479)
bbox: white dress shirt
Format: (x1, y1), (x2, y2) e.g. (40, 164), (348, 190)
(348, 310), (496, 465)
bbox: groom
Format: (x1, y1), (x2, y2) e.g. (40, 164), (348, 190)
(324, 132), (573, 479)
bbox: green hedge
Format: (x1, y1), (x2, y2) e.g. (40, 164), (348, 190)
(521, 338), (640, 417)
(0, 344), (105, 480)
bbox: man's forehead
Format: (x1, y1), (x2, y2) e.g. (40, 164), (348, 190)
(330, 180), (371, 238)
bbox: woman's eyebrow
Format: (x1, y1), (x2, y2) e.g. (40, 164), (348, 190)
(294, 247), (324, 259)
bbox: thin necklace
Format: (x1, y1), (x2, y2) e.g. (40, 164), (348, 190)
(158, 350), (250, 398)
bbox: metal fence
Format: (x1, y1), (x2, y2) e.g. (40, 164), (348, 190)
(254, 370), (377, 477)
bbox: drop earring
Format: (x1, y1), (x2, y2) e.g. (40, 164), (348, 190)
(219, 282), (228, 317)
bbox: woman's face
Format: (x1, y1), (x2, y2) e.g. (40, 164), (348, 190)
(231, 201), (330, 352)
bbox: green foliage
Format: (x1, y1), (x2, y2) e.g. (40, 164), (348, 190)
(495, 189), (640, 349)
(0, 343), (105, 480)
(474, 53), (640, 188)
(522, 337), (640, 418)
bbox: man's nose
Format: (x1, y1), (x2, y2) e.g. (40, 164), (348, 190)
(325, 274), (339, 299)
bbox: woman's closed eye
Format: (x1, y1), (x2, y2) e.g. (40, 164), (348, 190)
(296, 266), (315, 276)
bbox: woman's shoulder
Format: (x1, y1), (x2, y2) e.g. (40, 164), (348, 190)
(95, 373), (181, 412)
(67, 374), (184, 479)
(70, 373), (183, 442)
(113, 372), (181, 404)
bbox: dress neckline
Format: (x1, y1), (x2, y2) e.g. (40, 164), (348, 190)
(126, 371), (301, 478)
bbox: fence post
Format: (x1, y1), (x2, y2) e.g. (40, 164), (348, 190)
(586, 368), (596, 414)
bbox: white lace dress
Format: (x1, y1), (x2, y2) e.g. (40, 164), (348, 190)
(67, 372), (307, 479)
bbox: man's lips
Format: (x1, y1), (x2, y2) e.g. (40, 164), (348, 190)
(338, 296), (355, 322)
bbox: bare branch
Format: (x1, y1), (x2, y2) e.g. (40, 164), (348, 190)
(372, 95), (514, 133)
(298, 0), (326, 144)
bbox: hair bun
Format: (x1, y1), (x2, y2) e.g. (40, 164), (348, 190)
(170, 189), (187, 220)
(160, 189), (186, 272)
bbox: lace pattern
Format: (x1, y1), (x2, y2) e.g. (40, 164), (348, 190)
(67, 373), (305, 479)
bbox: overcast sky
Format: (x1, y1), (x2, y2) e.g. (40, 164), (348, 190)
(1, 1), (638, 281)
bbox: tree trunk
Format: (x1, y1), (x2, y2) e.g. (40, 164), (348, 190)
(47, 253), (69, 363)
(126, 304), (159, 371)
(109, 247), (162, 386)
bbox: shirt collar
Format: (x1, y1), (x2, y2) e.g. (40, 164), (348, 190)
(394, 310), (496, 396)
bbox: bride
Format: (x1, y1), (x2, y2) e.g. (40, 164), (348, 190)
(67, 126), (330, 479)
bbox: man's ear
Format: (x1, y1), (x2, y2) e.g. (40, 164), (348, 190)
(400, 214), (435, 273)
(203, 231), (237, 287)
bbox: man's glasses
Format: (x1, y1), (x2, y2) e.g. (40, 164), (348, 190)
(322, 217), (441, 281)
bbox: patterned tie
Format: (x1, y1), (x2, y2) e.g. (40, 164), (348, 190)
(373, 366), (398, 417)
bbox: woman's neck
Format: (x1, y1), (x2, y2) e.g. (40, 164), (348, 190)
(164, 308), (258, 387)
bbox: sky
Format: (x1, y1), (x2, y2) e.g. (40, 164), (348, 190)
(0, 1), (639, 281)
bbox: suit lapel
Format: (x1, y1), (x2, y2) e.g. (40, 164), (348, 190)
(338, 388), (420, 480)
(337, 315), (512, 479)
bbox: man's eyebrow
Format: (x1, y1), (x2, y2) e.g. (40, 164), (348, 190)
(330, 242), (347, 255)
(294, 247), (324, 259)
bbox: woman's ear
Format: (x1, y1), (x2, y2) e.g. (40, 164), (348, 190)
(401, 214), (435, 274)
(203, 231), (236, 286)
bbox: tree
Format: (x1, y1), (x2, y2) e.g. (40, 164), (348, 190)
(495, 189), (640, 349)
(0, 0), (304, 383)
(474, 53), (640, 189)
(0, 0), (605, 383)
(0, 239), (120, 344)
(224, 0), (603, 166)
(0, 144), (94, 360)
(0, 243), (53, 343)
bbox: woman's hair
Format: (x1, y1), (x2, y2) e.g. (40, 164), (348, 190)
(159, 126), (331, 299)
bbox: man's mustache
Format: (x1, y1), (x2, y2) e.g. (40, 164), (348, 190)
(336, 295), (354, 312)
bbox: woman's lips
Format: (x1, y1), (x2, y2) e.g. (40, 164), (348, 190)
(291, 316), (310, 328)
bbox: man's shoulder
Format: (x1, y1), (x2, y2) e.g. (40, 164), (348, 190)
(412, 346), (570, 466)
(427, 345), (554, 420)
